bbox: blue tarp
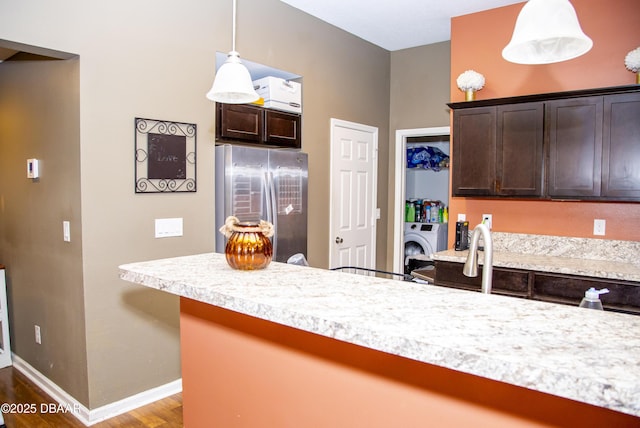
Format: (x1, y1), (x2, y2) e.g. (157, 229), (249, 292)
(407, 146), (449, 171)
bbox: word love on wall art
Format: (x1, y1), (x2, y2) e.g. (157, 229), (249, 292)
(134, 117), (197, 193)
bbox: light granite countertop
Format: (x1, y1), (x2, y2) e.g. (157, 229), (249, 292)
(120, 252), (640, 418)
(433, 232), (640, 282)
(432, 249), (640, 283)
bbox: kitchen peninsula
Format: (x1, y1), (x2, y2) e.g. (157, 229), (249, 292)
(119, 253), (640, 427)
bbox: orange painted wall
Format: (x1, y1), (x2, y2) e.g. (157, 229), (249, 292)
(449, 0), (640, 242)
(180, 297), (639, 427)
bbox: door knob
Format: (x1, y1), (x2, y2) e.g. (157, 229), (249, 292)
(335, 236), (344, 244)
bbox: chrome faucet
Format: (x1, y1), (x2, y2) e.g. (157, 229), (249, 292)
(463, 223), (493, 294)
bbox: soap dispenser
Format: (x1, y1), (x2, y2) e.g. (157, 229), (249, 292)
(579, 287), (609, 310)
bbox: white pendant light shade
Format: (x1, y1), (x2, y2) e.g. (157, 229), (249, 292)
(206, 0), (259, 104)
(502, 0), (593, 65)
(206, 51), (259, 104)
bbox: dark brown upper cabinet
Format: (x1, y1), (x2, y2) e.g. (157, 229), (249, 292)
(497, 103), (544, 196)
(216, 103), (263, 144)
(264, 109), (301, 148)
(602, 92), (640, 199)
(547, 96), (603, 198)
(449, 85), (640, 202)
(216, 103), (301, 149)
(452, 102), (544, 197)
(548, 92), (640, 200)
(452, 106), (495, 196)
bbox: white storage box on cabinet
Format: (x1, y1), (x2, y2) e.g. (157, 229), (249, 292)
(253, 77), (302, 114)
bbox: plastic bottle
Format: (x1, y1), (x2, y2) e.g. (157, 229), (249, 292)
(422, 201), (429, 223)
(430, 203), (438, 223)
(405, 201), (415, 222)
(579, 287), (609, 310)
(443, 207), (449, 223)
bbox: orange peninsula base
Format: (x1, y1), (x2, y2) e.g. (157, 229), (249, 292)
(179, 297), (638, 427)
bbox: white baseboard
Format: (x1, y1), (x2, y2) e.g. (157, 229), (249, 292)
(12, 354), (182, 426)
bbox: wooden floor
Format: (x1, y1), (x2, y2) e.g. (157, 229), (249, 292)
(0, 366), (183, 427)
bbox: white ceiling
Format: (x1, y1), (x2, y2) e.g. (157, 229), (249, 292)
(1, 2), (525, 63)
(280, 0), (525, 51)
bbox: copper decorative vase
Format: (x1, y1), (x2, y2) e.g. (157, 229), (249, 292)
(220, 217), (274, 270)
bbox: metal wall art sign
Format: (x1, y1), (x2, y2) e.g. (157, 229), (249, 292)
(135, 118), (196, 193)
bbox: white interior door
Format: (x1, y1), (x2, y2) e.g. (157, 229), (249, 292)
(329, 119), (378, 274)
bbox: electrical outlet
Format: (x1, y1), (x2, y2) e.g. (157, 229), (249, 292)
(593, 219), (606, 236)
(457, 213), (466, 222)
(482, 214), (492, 230)
(35, 325), (41, 344)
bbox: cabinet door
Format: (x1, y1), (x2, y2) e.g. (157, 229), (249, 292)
(264, 110), (301, 148)
(452, 107), (496, 196)
(433, 261), (530, 297)
(496, 102), (544, 196)
(547, 96), (603, 198)
(216, 103), (263, 143)
(602, 92), (640, 199)
(533, 273), (640, 315)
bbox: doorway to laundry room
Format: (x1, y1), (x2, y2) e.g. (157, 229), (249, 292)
(392, 127), (450, 276)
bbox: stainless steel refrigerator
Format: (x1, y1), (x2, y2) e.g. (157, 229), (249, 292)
(215, 144), (308, 263)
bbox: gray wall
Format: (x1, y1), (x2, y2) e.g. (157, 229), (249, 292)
(0, 0), (393, 409)
(0, 56), (88, 404)
(386, 42), (451, 269)
(390, 42), (451, 131)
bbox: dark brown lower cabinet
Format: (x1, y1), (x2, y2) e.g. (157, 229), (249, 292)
(433, 260), (640, 315)
(433, 261), (530, 298)
(533, 273), (640, 315)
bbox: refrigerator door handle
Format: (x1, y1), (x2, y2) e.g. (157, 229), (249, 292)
(265, 171), (278, 256)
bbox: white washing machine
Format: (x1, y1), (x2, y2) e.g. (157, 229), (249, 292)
(404, 222), (448, 273)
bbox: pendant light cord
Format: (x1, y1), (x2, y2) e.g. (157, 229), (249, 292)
(232, 0), (237, 52)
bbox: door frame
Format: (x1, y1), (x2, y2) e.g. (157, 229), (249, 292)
(329, 118), (379, 270)
(392, 126), (450, 275)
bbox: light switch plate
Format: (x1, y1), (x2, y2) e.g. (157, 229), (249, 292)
(27, 159), (39, 178)
(593, 219), (606, 236)
(63, 221), (71, 242)
(155, 218), (183, 238)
